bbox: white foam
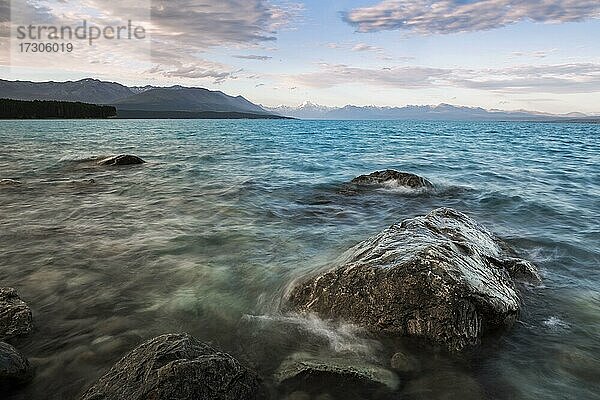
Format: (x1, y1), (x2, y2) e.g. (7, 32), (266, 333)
(543, 316), (570, 330)
(376, 181), (427, 194)
(243, 314), (382, 358)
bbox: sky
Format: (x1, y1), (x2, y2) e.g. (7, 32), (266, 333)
(0, 0), (599, 114)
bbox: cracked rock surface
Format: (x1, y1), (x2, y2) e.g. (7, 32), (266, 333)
(0, 287), (33, 341)
(80, 333), (264, 400)
(351, 170), (434, 189)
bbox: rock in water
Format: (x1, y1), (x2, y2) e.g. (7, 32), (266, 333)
(80, 333), (264, 400)
(0, 342), (33, 388)
(351, 170), (433, 189)
(275, 352), (399, 398)
(498, 257), (542, 284)
(0, 288), (33, 341)
(286, 208), (540, 351)
(390, 351), (420, 373)
(97, 155), (145, 166)
(0, 179), (21, 186)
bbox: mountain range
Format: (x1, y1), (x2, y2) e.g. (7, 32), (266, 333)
(265, 102), (594, 121)
(0, 78), (596, 121)
(0, 78), (278, 118)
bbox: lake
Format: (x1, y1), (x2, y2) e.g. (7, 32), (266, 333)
(1, 119), (599, 399)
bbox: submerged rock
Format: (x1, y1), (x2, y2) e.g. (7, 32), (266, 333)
(97, 154), (145, 166)
(402, 369), (485, 400)
(80, 333), (264, 400)
(351, 170), (433, 189)
(275, 352), (399, 398)
(0, 179), (21, 186)
(390, 351), (421, 373)
(0, 342), (33, 388)
(0, 288), (33, 341)
(286, 208), (540, 351)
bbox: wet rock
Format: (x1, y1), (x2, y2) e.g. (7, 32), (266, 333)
(80, 333), (264, 400)
(390, 351), (421, 373)
(351, 170), (433, 189)
(0, 179), (21, 185)
(0, 342), (33, 388)
(499, 258), (542, 284)
(275, 352), (399, 398)
(97, 154), (145, 166)
(0, 288), (33, 341)
(286, 208), (539, 351)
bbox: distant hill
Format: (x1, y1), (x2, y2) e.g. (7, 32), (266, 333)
(266, 102), (596, 121)
(0, 98), (116, 119)
(2, 79), (595, 121)
(0, 78), (278, 118)
(114, 86), (268, 114)
(0, 78), (133, 104)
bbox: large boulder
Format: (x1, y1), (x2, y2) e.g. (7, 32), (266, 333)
(0, 341), (33, 388)
(80, 333), (264, 400)
(97, 155), (145, 166)
(285, 208), (540, 351)
(351, 170), (433, 189)
(0, 288), (33, 341)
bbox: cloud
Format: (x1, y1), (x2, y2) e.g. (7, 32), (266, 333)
(512, 49), (558, 59)
(233, 54), (273, 60)
(294, 63), (449, 88)
(289, 62), (600, 94)
(147, 60), (237, 83)
(457, 63), (600, 94)
(0, 0), (8, 62)
(323, 41), (413, 62)
(343, 0), (600, 34)
(147, 0), (300, 81)
(150, 0), (296, 47)
(352, 43), (381, 52)
(2, 0), (300, 82)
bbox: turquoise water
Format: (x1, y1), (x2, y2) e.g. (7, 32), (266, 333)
(0, 119), (599, 399)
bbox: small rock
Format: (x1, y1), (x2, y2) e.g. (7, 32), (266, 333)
(71, 178), (96, 185)
(0, 179), (21, 185)
(0, 341), (33, 388)
(97, 155), (145, 166)
(500, 258), (542, 284)
(351, 170), (433, 189)
(0, 288), (33, 341)
(275, 352), (399, 398)
(390, 351), (420, 373)
(80, 333), (264, 400)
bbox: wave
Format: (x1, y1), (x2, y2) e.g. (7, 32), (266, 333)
(543, 316), (570, 331)
(240, 314), (382, 359)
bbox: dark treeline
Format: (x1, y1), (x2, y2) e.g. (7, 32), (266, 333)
(0, 99), (116, 119)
